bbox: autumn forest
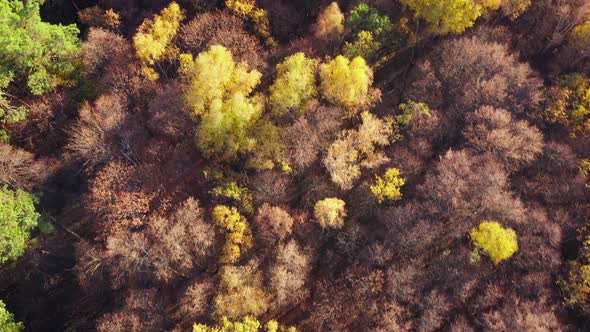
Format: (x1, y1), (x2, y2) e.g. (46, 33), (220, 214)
(1, 0), (590, 331)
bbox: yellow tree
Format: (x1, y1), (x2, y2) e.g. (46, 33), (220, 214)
(213, 205), (253, 263)
(179, 45), (264, 161)
(469, 221), (518, 265)
(269, 52), (319, 116)
(370, 168), (405, 203)
(179, 45), (261, 117)
(400, 0), (484, 35)
(192, 316), (296, 332)
(133, 2), (184, 80)
(314, 198), (347, 229)
(319, 55), (375, 111)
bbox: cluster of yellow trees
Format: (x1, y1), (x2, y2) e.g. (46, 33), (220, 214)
(193, 316), (296, 332)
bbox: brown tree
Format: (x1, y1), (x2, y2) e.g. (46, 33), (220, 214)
(0, 143), (50, 190)
(253, 203), (294, 245)
(463, 106), (544, 172)
(81, 28), (130, 79)
(419, 150), (526, 234)
(96, 288), (164, 332)
(179, 10), (268, 70)
(268, 240), (311, 307)
(67, 92), (128, 171)
(408, 35), (543, 122)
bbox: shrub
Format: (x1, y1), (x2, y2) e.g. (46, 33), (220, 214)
(559, 228), (590, 313)
(79, 6), (121, 30)
(225, 0), (276, 47)
(193, 316), (296, 332)
(211, 181), (254, 213)
(342, 31), (381, 62)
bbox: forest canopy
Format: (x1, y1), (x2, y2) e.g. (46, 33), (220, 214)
(0, 0), (589, 331)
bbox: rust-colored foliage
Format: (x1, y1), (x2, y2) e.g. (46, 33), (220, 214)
(464, 106), (544, 171)
(253, 203), (294, 245)
(68, 92), (128, 171)
(408, 34), (543, 122)
(179, 10), (268, 70)
(0, 143), (51, 190)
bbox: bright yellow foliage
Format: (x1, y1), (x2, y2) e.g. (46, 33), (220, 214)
(214, 261), (271, 320)
(400, 0), (483, 35)
(319, 55), (374, 110)
(269, 52), (318, 115)
(193, 316), (296, 332)
(469, 221), (518, 265)
(211, 181), (254, 214)
(314, 198), (347, 229)
(226, 0), (255, 16)
(370, 168), (405, 203)
(180, 46), (264, 161)
(401, 0), (526, 34)
(179, 45), (262, 117)
(314, 2), (345, 40)
(133, 2), (184, 80)
(196, 91), (263, 161)
(213, 205), (253, 263)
